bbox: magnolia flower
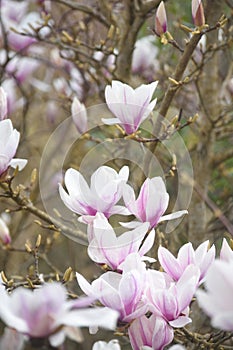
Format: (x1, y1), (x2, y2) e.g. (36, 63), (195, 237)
(192, 0), (205, 27)
(132, 36), (159, 78)
(0, 282), (119, 347)
(220, 238), (233, 262)
(129, 315), (173, 350)
(71, 97), (88, 134)
(102, 80), (158, 134)
(146, 265), (200, 328)
(59, 165), (129, 220)
(0, 218), (11, 244)
(196, 259), (233, 331)
(76, 259), (148, 323)
(0, 87), (7, 120)
(158, 240), (215, 284)
(155, 2), (167, 36)
(122, 177), (188, 229)
(0, 119), (27, 176)
(88, 215), (154, 270)
(92, 340), (121, 350)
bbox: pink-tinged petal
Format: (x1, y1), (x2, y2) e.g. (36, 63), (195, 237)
(64, 168), (92, 205)
(195, 240), (211, 265)
(107, 205), (131, 217)
(118, 252), (147, 274)
(102, 117), (121, 126)
(155, 2), (167, 36)
(59, 184), (87, 215)
(144, 177), (169, 227)
(152, 317), (174, 349)
(176, 265), (200, 312)
(0, 218), (11, 244)
(158, 210), (188, 223)
(154, 289), (178, 321)
(90, 166), (127, 211)
(197, 244), (215, 282)
(129, 315), (173, 350)
(128, 315), (154, 350)
(61, 307), (119, 330)
(119, 271), (142, 316)
(135, 82), (158, 105)
(9, 158), (27, 171)
(220, 238), (233, 262)
(123, 303), (149, 323)
(118, 222), (149, 251)
(169, 316), (192, 328)
(69, 295), (97, 309)
(88, 222), (149, 269)
(177, 243), (195, 271)
(119, 220), (142, 229)
(158, 246), (182, 280)
(0, 87), (7, 120)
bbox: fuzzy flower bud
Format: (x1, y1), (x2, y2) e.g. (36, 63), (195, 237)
(71, 97), (88, 134)
(192, 0), (205, 27)
(155, 1), (167, 36)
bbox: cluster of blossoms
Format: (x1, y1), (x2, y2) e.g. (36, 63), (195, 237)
(0, 63), (233, 348)
(0, 0), (232, 345)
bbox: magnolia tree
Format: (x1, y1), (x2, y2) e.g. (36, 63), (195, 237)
(0, 0), (233, 349)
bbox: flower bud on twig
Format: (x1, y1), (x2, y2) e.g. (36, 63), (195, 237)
(155, 1), (167, 36)
(192, 0), (205, 27)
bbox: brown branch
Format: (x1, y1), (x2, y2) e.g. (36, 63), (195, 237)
(181, 173), (233, 237)
(0, 183), (88, 243)
(54, 0), (110, 27)
(158, 33), (202, 118)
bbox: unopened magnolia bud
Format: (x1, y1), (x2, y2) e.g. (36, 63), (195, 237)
(71, 97), (88, 135)
(0, 218), (11, 244)
(192, 0), (205, 27)
(155, 2), (167, 36)
(0, 87), (7, 120)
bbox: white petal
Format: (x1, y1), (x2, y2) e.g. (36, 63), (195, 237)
(9, 158), (27, 171)
(102, 117), (121, 125)
(158, 210), (188, 223)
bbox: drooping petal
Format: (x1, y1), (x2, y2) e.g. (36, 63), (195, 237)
(158, 210), (188, 223)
